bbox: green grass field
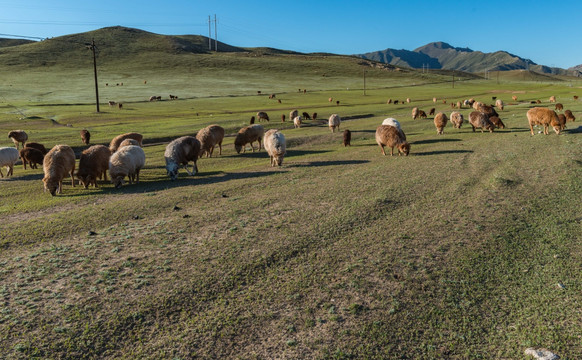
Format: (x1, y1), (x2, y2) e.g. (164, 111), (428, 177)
(1, 45), (581, 359)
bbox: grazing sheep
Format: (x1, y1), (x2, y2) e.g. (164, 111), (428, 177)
(328, 114), (341, 133)
(512, 95), (518, 101)
(564, 110), (576, 123)
(551, 115), (565, 134)
(80, 129), (91, 145)
(450, 111), (464, 129)
(118, 138), (140, 150)
(24, 142), (48, 155)
(394, 100), (399, 104)
(312, 113), (318, 121)
(257, 111), (270, 122)
(574, 95), (579, 100)
(381, 118), (406, 140)
(8, 130), (28, 149)
(277, 99), (282, 104)
(234, 124), (265, 153)
(250, 116), (255, 124)
(42, 145), (76, 195)
(290, 110), (298, 121)
(476, 103), (499, 118)
(0, 147), (19, 177)
(76, 145), (110, 188)
(108, 100), (116, 107)
(328, 97), (333, 102)
(406, 98), (411, 103)
(302, 112), (311, 120)
(495, 99), (504, 111)
(454, 101), (460, 109)
(196, 124), (225, 157)
(412, 107), (419, 120)
(472, 101), (482, 110)
(434, 113), (448, 135)
(463, 99), (470, 106)
(536, 99), (542, 104)
(375, 125), (410, 156)
(293, 116), (302, 128)
(336, 100), (340, 106)
(164, 136), (200, 181)
(149, 95), (158, 102)
(118, 103), (123, 109)
(280, 114), (285, 122)
(527, 107), (560, 135)
(557, 114), (567, 131)
(469, 111), (495, 133)
(109, 132), (143, 153)
(109, 145), (145, 188)
(433, 97), (437, 103)
(555, 103), (563, 111)
(492, 96), (497, 101)
(343, 129), (351, 146)
(19, 147), (44, 170)
(549, 96), (556, 103)
(169, 94), (178, 100)
(263, 129), (286, 167)
(419, 110), (427, 119)
(387, 99), (393, 104)
(488, 116), (506, 129)
(269, 94), (276, 99)
(429, 108), (436, 116)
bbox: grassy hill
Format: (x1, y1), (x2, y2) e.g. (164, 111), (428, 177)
(0, 27), (582, 359)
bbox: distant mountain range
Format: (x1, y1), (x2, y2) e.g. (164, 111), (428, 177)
(357, 41), (581, 76)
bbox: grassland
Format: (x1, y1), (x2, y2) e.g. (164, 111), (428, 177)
(0, 42), (581, 359)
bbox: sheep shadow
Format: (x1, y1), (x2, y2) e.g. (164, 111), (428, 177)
(413, 150), (473, 156)
(411, 138), (462, 145)
(565, 126), (582, 134)
(225, 149), (330, 159)
(2, 173), (44, 181)
(287, 160), (370, 168)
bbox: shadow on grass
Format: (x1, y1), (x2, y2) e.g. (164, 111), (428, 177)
(224, 149), (330, 159)
(287, 160), (370, 168)
(3, 173), (44, 181)
(413, 149), (473, 156)
(411, 138), (462, 145)
(566, 126), (582, 134)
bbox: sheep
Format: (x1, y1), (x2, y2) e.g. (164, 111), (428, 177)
(118, 138), (140, 150)
(149, 95), (158, 102)
(302, 112), (311, 120)
(527, 107), (560, 135)
(564, 110), (576, 123)
(536, 99), (542, 104)
(164, 136), (200, 181)
(24, 142), (48, 155)
(109, 132), (143, 153)
(109, 145), (145, 188)
(468, 98), (475, 106)
(429, 108), (436, 116)
(263, 129), (286, 167)
(394, 100), (399, 104)
(574, 95), (579, 100)
(196, 124), (224, 157)
(406, 98), (411, 103)
(450, 111), (464, 129)
(472, 101), (483, 110)
(268, 94), (276, 99)
(277, 99), (282, 104)
(80, 129), (91, 145)
(156, 96), (161, 101)
(556, 114), (567, 131)
(328, 97), (333, 102)
(250, 116), (255, 124)
(454, 101), (460, 109)
(495, 99), (504, 111)
(169, 95), (178, 100)
(375, 125), (410, 156)
(42, 145), (76, 195)
(555, 103), (563, 111)
(434, 112), (448, 135)
(234, 124), (265, 153)
(412, 107), (419, 120)
(0, 147), (19, 177)
(469, 111), (495, 133)
(280, 114), (285, 122)
(419, 110), (427, 119)
(328, 114), (341, 133)
(290, 109), (298, 121)
(512, 95), (518, 101)
(19, 147), (44, 170)
(118, 103), (123, 109)
(433, 97), (437, 103)
(312, 113), (318, 121)
(108, 100), (116, 107)
(463, 99), (470, 106)
(336, 100), (340, 106)
(76, 145), (110, 188)
(8, 130), (28, 149)
(387, 99), (393, 104)
(343, 129), (351, 147)
(476, 103), (499, 118)
(257, 111), (270, 122)
(549, 96), (556, 103)
(293, 116), (302, 128)
(488, 116), (506, 129)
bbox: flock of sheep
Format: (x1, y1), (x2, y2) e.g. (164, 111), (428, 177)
(0, 95), (576, 195)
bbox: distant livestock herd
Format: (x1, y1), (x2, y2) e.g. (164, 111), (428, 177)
(0, 94), (577, 195)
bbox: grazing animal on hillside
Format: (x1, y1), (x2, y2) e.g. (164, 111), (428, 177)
(450, 111), (464, 129)
(293, 116), (302, 128)
(476, 103), (499, 118)
(109, 145), (145, 188)
(469, 111), (495, 133)
(394, 100), (399, 104)
(343, 130), (351, 147)
(555, 103), (563, 111)
(109, 132), (143, 153)
(257, 111), (270, 122)
(24, 142), (48, 155)
(375, 125), (410, 156)
(512, 95), (518, 101)
(80, 129), (91, 145)
(149, 96), (158, 102)
(250, 116), (255, 124)
(328, 114), (341, 133)
(196, 124), (225, 158)
(412, 107), (419, 120)
(429, 108), (436, 116)
(387, 99), (393, 104)
(290, 110), (299, 121)
(527, 107), (560, 135)
(564, 109), (576, 123)
(281, 114), (285, 122)
(549, 96), (556, 103)
(8, 130), (28, 149)
(556, 114), (567, 131)
(118, 139), (140, 150)
(329, 97), (333, 103)
(263, 129), (286, 167)
(19, 147), (44, 170)
(336, 100), (340, 106)
(108, 100), (116, 107)
(278, 99), (281, 104)
(495, 99), (504, 111)
(0, 147), (19, 177)
(381, 118), (406, 139)
(536, 99), (542, 104)
(433, 97), (437, 103)
(488, 116), (506, 129)
(419, 110), (427, 119)
(312, 113), (318, 121)
(434, 113), (448, 135)
(456, 101), (462, 109)
(406, 98), (411, 103)
(76, 145), (110, 188)
(269, 94), (276, 99)
(164, 136), (200, 181)
(302, 112), (311, 120)
(234, 124), (265, 153)
(42, 145), (76, 195)
(573, 95), (578, 100)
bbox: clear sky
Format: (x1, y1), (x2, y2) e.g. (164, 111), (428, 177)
(0, 0), (580, 69)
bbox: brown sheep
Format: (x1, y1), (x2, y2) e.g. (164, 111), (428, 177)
(19, 147), (44, 169)
(290, 110), (298, 121)
(555, 103), (563, 111)
(549, 96), (556, 103)
(234, 124), (265, 153)
(108, 100), (116, 107)
(527, 107), (560, 135)
(394, 100), (399, 104)
(412, 107), (419, 120)
(434, 113), (448, 135)
(8, 130), (28, 149)
(109, 132), (143, 153)
(557, 114), (567, 131)
(257, 111), (270, 122)
(564, 110), (576, 123)
(312, 113), (318, 121)
(302, 112), (311, 120)
(24, 142), (48, 155)
(278, 99), (282, 104)
(536, 99), (542, 104)
(419, 110), (427, 119)
(469, 111), (495, 133)
(280, 114), (285, 122)
(488, 116), (506, 129)
(375, 125), (410, 156)
(118, 103), (123, 109)
(476, 103), (499, 118)
(387, 99), (393, 104)
(343, 130), (351, 147)
(76, 145), (110, 188)
(328, 114), (341, 133)
(269, 94), (276, 99)
(456, 101), (462, 109)
(336, 100), (340, 106)
(42, 145), (76, 196)
(512, 95), (518, 101)
(80, 129), (91, 145)
(429, 108), (436, 116)
(574, 95), (579, 100)
(450, 111), (464, 129)
(551, 115), (565, 134)
(250, 116), (255, 124)
(196, 124), (225, 158)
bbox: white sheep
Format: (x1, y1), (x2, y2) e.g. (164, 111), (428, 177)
(109, 145), (146, 188)
(293, 116), (302, 128)
(381, 118), (405, 139)
(328, 114), (341, 133)
(0, 147), (19, 177)
(164, 136), (201, 180)
(263, 129), (286, 166)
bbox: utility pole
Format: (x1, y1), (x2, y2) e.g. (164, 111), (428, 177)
(87, 39), (100, 112)
(214, 14), (218, 51)
(363, 69), (366, 96)
(452, 70), (455, 88)
(208, 15), (211, 50)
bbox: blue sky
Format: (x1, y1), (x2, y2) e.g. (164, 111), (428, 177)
(0, 0), (580, 69)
